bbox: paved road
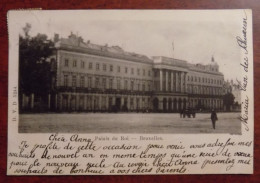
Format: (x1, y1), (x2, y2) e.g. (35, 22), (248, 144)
(19, 112), (241, 134)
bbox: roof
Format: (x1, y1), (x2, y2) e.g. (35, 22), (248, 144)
(55, 33), (153, 64)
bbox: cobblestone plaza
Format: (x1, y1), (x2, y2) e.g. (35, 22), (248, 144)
(19, 112), (241, 134)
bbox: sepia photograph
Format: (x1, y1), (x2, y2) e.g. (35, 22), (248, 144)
(17, 11), (242, 134)
(7, 9), (254, 176)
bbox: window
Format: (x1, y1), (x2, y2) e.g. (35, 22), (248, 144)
(72, 75), (77, 87)
(88, 77), (92, 88)
(102, 96), (106, 108)
(125, 67), (128, 74)
(64, 75), (68, 87)
(87, 96), (92, 109)
(131, 68), (134, 75)
(81, 61), (85, 68)
(95, 96), (99, 109)
(148, 84), (150, 91)
(143, 69), (145, 76)
(130, 98), (134, 106)
(103, 64), (106, 71)
(117, 79), (121, 90)
(124, 80), (128, 90)
(136, 98), (140, 109)
(137, 69), (140, 75)
(117, 66), (120, 72)
(64, 59), (69, 67)
(110, 65), (113, 72)
(96, 63), (100, 70)
(73, 60), (77, 67)
(142, 83), (145, 91)
(95, 78), (100, 88)
(109, 79), (113, 89)
(109, 97), (113, 108)
(131, 81), (134, 91)
(89, 62), (92, 69)
(102, 78), (106, 89)
(80, 76), (85, 87)
(148, 70), (151, 76)
(137, 83), (140, 91)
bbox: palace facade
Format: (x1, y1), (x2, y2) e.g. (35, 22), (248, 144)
(22, 33), (225, 112)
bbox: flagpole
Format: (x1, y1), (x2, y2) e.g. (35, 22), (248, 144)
(172, 41), (174, 58)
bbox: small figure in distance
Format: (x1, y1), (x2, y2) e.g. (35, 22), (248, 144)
(180, 109), (183, 118)
(211, 109), (218, 129)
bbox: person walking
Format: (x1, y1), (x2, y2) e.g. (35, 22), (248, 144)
(180, 109), (183, 118)
(211, 109), (218, 129)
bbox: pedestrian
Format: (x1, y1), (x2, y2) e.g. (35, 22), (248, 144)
(211, 109), (218, 129)
(180, 109), (183, 118)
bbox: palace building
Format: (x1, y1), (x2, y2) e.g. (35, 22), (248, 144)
(22, 33), (225, 112)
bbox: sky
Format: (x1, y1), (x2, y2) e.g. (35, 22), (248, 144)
(14, 10), (248, 81)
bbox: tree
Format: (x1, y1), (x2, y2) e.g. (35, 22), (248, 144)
(223, 92), (235, 111)
(19, 24), (55, 111)
(19, 24), (54, 97)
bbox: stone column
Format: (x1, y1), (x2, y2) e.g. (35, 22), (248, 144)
(121, 97), (124, 108)
(76, 93), (80, 110)
(106, 95), (109, 110)
(159, 98), (163, 111)
(48, 94), (51, 110)
(133, 95), (136, 110)
(55, 94), (58, 110)
(176, 72), (179, 92)
(68, 94), (71, 110)
(127, 95), (130, 110)
(171, 71), (174, 92)
(59, 94), (63, 111)
(99, 95), (102, 110)
(30, 93), (34, 109)
(84, 94), (87, 110)
(173, 71), (176, 92)
(180, 72), (183, 93)
(165, 70), (168, 92)
(160, 69), (163, 91)
(112, 96), (115, 106)
(183, 72), (187, 93)
(180, 72), (182, 93)
(179, 72), (181, 93)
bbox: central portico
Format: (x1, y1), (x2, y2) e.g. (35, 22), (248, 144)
(152, 56), (188, 112)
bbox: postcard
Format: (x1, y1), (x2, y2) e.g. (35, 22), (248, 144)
(7, 10), (253, 175)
